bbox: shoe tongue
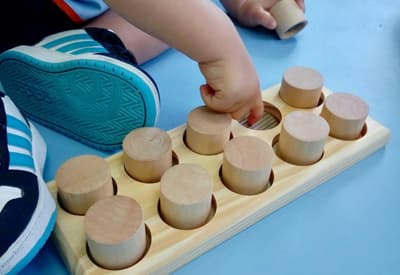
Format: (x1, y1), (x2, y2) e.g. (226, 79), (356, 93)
(85, 27), (138, 66)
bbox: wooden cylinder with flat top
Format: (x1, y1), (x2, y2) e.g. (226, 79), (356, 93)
(85, 195), (146, 270)
(277, 111), (329, 165)
(160, 164), (213, 229)
(270, 0), (308, 39)
(320, 92), (369, 140)
(123, 127), (172, 183)
(56, 154), (114, 215)
(222, 136), (274, 195)
(279, 66), (324, 108)
(186, 106), (232, 155)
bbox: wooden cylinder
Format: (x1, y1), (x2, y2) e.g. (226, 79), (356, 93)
(123, 127), (172, 183)
(85, 195), (147, 270)
(186, 106), (232, 155)
(278, 111), (329, 165)
(279, 66), (324, 108)
(160, 164), (213, 229)
(320, 92), (369, 140)
(222, 136), (274, 195)
(56, 154), (114, 215)
(270, 0), (308, 39)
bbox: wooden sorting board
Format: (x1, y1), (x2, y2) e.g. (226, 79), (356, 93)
(47, 84), (391, 275)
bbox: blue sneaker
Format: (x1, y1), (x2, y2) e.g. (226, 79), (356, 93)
(0, 92), (56, 275)
(0, 28), (160, 150)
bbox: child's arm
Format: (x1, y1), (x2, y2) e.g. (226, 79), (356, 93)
(220, 0), (305, 29)
(104, 0), (264, 125)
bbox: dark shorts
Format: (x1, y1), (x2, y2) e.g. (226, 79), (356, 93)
(0, 0), (84, 53)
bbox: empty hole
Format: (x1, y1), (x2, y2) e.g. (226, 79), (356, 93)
(182, 130), (234, 155)
(218, 165), (274, 196)
(272, 134), (325, 166)
(157, 195), (217, 230)
(86, 224), (152, 270)
(239, 101), (282, 130)
(124, 151), (179, 183)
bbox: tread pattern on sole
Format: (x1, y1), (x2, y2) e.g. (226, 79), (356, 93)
(0, 52), (158, 150)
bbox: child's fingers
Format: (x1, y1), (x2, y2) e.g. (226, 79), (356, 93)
(253, 6), (277, 29)
(230, 93), (264, 124)
(200, 83), (263, 126)
(295, 0), (305, 11)
(246, 97), (264, 125)
(200, 84), (229, 112)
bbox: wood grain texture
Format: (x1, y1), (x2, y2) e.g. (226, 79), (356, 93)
(55, 154), (114, 215)
(160, 163), (213, 230)
(277, 110), (330, 165)
(185, 105), (232, 155)
(85, 195), (146, 270)
(47, 84), (390, 275)
(222, 135), (273, 195)
(321, 92), (369, 140)
(123, 127), (172, 183)
(279, 66), (324, 108)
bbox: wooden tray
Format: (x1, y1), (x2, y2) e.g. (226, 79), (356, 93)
(47, 84), (390, 274)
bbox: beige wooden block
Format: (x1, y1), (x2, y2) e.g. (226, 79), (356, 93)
(278, 111), (329, 165)
(270, 0), (308, 39)
(85, 195), (147, 270)
(160, 163), (213, 229)
(55, 154), (113, 215)
(46, 84), (391, 275)
(123, 127), (172, 183)
(222, 136), (274, 195)
(186, 105), (232, 155)
(321, 92), (369, 140)
(279, 66), (324, 108)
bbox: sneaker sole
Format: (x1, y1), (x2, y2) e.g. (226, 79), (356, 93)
(0, 46), (160, 150)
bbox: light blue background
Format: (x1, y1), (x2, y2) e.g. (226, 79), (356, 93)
(21, 0), (400, 274)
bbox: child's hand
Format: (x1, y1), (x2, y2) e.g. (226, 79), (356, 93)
(104, 0), (265, 124)
(221, 0), (305, 29)
(198, 53), (264, 125)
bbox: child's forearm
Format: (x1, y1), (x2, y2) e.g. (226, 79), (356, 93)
(104, 0), (247, 63)
(219, 0), (247, 18)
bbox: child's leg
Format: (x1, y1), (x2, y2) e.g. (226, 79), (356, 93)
(85, 10), (169, 64)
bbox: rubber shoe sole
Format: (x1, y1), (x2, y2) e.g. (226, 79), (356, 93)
(0, 46), (160, 150)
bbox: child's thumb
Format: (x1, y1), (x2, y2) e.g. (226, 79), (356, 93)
(200, 84), (226, 112)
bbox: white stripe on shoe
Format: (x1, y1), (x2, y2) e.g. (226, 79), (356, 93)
(37, 29), (109, 55)
(3, 97), (35, 173)
(0, 186), (23, 213)
(0, 96), (55, 275)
